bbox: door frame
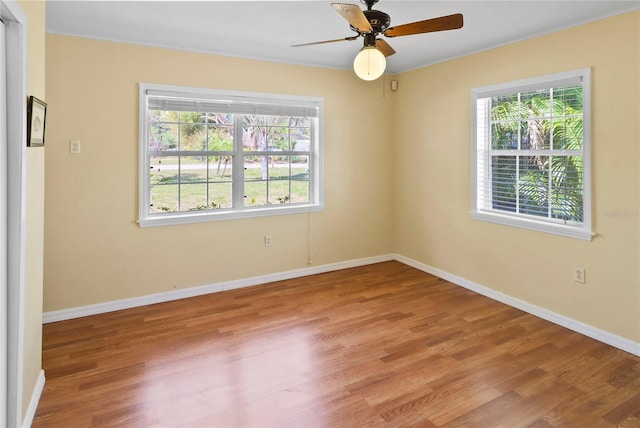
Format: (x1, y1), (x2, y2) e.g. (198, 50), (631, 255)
(0, 1), (27, 427)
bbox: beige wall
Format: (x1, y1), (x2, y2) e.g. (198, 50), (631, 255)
(18, 0), (46, 422)
(392, 11), (640, 342)
(44, 11), (639, 348)
(44, 35), (394, 310)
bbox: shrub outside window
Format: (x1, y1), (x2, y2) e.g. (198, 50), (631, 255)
(139, 84), (323, 227)
(471, 69), (591, 240)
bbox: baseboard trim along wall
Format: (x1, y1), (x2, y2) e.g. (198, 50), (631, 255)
(22, 370), (45, 428)
(42, 254), (395, 324)
(42, 254), (640, 357)
(393, 254), (640, 357)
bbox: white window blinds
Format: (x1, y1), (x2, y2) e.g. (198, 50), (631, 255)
(146, 89), (319, 118)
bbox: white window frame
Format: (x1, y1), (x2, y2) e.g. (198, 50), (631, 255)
(471, 68), (592, 241)
(139, 83), (324, 227)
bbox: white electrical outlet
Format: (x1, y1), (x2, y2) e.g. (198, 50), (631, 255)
(574, 267), (585, 284)
(264, 235), (272, 247)
(70, 140), (81, 154)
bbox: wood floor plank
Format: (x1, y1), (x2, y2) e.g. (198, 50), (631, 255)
(33, 261), (640, 427)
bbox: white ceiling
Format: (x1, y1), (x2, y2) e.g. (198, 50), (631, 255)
(46, 0), (640, 74)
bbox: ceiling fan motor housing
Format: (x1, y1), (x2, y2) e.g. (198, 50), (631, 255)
(347, 8), (391, 36)
(362, 10), (391, 34)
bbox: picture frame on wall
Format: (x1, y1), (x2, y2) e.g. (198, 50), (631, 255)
(27, 95), (47, 147)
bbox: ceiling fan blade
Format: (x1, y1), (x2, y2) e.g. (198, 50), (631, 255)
(384, 13), (463, 38)
(376, 39), (396, 57)
(292, 36), (359, 47)
(331, 3), (373, 33)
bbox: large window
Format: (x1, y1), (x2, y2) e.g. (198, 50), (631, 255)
(139, 84), (323, 227)
(472, 69), (591, 240)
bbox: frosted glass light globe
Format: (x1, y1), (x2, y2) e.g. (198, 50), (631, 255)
(353, 47), (386, 81)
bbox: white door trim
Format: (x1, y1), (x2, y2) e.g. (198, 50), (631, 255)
(0, 1), (27, 427)
(0, 16), (6, 428)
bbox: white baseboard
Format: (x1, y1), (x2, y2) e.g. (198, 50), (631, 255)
(42, 254), (394, 324)
(394, 254), (640, 357)
(22, 370), (45, 428)
(42, 253), (640, 357)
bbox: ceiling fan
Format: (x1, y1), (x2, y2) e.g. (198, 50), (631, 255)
(292, 0), (463, 81)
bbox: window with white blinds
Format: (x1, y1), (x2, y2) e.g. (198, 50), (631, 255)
(139, 83), (324, 227)
(471, 69), (592, 240)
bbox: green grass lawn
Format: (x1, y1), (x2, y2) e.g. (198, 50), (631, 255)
(150, 163), (309, 213)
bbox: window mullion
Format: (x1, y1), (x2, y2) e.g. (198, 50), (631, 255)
(309, 118), (316, 204)
(232, 114), (244, 209)
(205, 116), (210, 207)
(548, 155), (553, 219)
(549, 88), (557, 219)
(515, 93), (521, 214)
(177, 123), (182, 212)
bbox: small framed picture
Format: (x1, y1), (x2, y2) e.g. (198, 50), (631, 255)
(27, 96), (47, 147)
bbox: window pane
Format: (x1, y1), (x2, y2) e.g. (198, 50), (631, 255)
(491, 122), (518, 150)
(149, 122), (179, 151)
(290, 127), (311, 152)
(554, 86), (582, 115)
(180, 123), (206, 151)
(292, 155), (310, 203)
(261, 115), (280, 126)
(491, 156), (516, 212)
(244, 155), (269, 206)
(519, 155), (549, 217)
(209, 182), (232, 209)
(150, 156), (178, 185)
(552, 117), (583, 150)
(292, 155), (309, 180)
(150, 184), (178, 213)
(521, 90), (551, 118)
(244, 181), (267, 207)
(292, 117), (310, 127)
(179, 111), (202, 123)
(243, 123), (268, 151)
(291, 180), (309, 204)
(269, 180), (290, 205)
(180, 183), (208, 211)
(521, 119), (550, 150)
(205, 112), (233, 123)
(550, 156), (583, 222)
(490, 94), (518, 121)
(180, 156), (207, 183)
(268, 126), (288, 152)
(208, 155), (232, 209)
(244, 155), (268, 181)
(148, 110), (172, 122)
(243, 115), (271, 152)
(208, 124), (233, 151)
(243, 115), (309, 152)
(268, 156), (289, 180)
(267, 156), (290, 204)
(208, 156), (233, 181)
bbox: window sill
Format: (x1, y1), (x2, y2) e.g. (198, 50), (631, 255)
(138, 203), (323, 228)
(472, 210), (593, 241)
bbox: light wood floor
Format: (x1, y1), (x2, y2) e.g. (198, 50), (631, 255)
(34, 261), (640, 427)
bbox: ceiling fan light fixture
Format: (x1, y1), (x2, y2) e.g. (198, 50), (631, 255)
(353, 46), (386, 81)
